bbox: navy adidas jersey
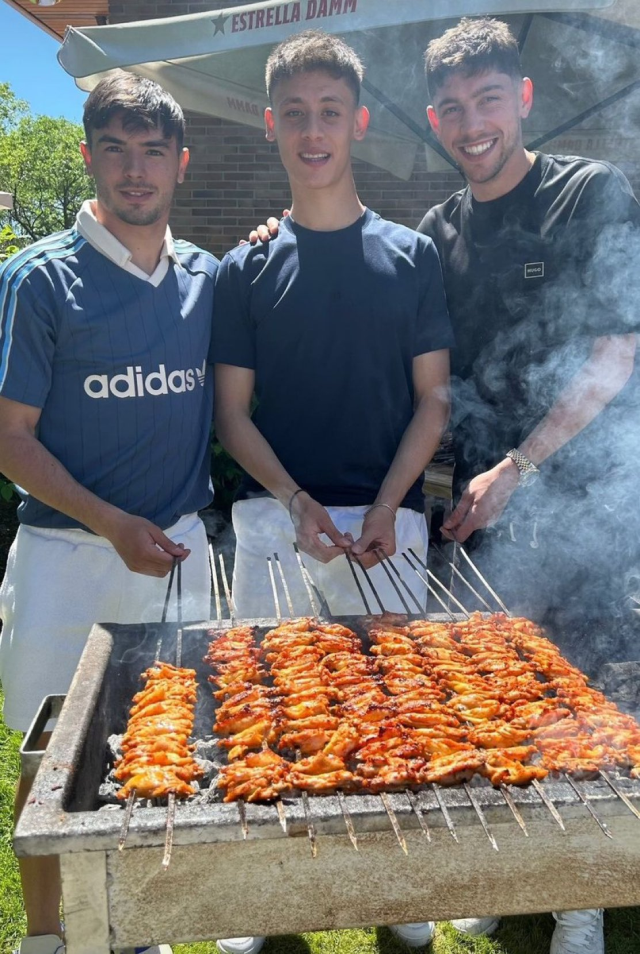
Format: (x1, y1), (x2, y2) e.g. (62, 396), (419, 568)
(0, 230), (217, 530)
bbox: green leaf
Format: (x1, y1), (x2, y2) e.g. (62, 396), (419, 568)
(0, 482), (16, 502)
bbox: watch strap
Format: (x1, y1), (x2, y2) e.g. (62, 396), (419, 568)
(506, 448), (540, 484)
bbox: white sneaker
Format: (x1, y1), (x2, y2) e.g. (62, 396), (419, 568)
(388, 921), (435, 948)
(16, 938), (65, 954)
(451, 916), (500, 936)
(216, 938), (266, 954)
(114, 947), (173, 953)
(551, 909), (604, 954)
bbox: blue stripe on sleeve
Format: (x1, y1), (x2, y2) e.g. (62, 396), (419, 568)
(0, 233), (86, 390)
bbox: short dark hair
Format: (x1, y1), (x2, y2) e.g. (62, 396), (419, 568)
(83, 71), (185, 149)
(265, 30), (364, 104)
(425, 17), (522, 99)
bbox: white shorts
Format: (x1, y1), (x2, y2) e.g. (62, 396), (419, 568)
(232, 498), (429, 619)
(0, 513), (211, 731)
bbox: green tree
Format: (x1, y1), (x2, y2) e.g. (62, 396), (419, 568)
(0, 82), (27, 134)
(0, 224), (21, 263)
(0, 87), (92, 241)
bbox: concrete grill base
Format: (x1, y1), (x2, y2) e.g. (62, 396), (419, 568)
(59, 810), (640, 953)
(15, 620), (640, 954)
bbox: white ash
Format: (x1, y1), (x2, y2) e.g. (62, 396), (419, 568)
(98, 734), (225, 810)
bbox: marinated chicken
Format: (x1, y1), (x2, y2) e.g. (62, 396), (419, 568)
(204, 613), (640, 802)
(115, 662), (202, 801)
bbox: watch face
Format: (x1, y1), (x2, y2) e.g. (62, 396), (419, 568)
(520, 468), (540, 486)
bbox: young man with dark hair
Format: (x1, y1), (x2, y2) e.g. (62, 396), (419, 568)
(0, 70), (217, 954)
(249, 17), (639, 953)
(212, 30), (452, 954)
(418, 16), (640, 954)
(421, 17), (638, 607)
(213, 30), (452, 622)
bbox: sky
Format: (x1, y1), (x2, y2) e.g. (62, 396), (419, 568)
(2, 2), (87, 122)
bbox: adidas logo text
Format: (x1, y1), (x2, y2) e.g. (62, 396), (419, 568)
(84, 361), (207, 399)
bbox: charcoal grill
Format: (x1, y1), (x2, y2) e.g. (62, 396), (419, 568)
(14, 547), (640, 954)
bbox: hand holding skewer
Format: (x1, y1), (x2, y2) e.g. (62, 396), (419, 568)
(350, 503), (397, 570)
(442, 459), (519, 543)
(289, 491), (353, 564)
(103, 512), (190, 577)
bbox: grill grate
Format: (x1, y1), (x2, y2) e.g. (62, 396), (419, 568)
(193, 542), (640, 858)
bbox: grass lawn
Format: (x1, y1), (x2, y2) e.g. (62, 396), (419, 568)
(2, 686), (640, 954)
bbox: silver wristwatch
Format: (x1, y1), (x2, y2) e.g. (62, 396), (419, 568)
(506, 448), (540, 486)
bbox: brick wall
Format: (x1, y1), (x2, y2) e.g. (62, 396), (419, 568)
(108, 0), (463, 257)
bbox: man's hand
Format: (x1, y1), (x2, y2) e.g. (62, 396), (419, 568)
(104, 513), (190, 577)
(442, 458), (519, 543)
(241, 210), (289, 246)
(351, 505), (397, 569)
(290, 492), (352, 563)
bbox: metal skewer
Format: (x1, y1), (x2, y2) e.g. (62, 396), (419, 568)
(267, 556), (281, 619)
(599, 770), (640, 822)
(500, 784), (528, 836)
(380, 792), (408, 854)
(267, 550), (319, 856)
(275, 552), (295, 618)
(337, 791), (359, 850)
(300, 791), (318, 857)
(162, 575), (184, 871)
(373, 548), (414, 614)
(563, 773), (613, 839)
(456, 546), (512, 616)
(118, 792), (136, 850)
(406, 549), (471, 618)
(406, 790), (431, 842)
(155, 555), (181, 659)
(345, 551), (372, 614)
(176, 558), (183, 624)
(121, 560), (183, 859)
(464, 782), (499, 851)
(402, 551), (456, 619)
(431, 783), (459, 842)
(237, 800), (249, 839)
(354, 556), (387, 614)
(209, 542), (222, 621)
(218, 553), (235, 621)
(293, 543), (327, 617)
(275, 553), (358, 852)
(532, 778), (566, 832)
(293, 751), (318, 857)
(275, 799), (289, 834)
(375, 548), (424, 614)
(162, 793), (176, 870)
(161, 557), (178, 623)
(431, 542), (495, 614)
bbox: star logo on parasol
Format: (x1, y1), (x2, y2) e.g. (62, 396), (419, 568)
(212, 13), (229, 36)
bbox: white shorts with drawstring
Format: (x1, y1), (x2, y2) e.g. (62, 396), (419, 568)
(0, 513), (211, 731)
(231, 498), (429, 619)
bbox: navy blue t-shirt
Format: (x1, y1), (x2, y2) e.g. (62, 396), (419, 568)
(212, 209), (454, 511)
(0, 230), (217, 530)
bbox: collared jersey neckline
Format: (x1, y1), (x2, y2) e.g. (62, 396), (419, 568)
(75, 199), (180, 287)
